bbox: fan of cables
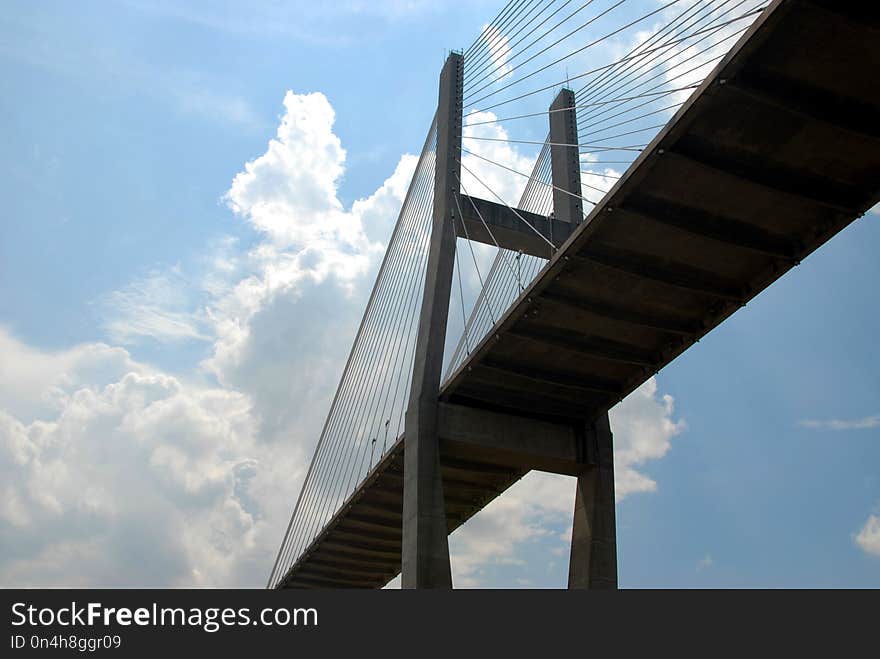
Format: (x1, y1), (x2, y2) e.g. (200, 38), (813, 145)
(445, 0), (767, 378)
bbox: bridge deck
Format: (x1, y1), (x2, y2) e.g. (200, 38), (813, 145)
(277, 0), (880, 588)
(442, 0), (880, 422)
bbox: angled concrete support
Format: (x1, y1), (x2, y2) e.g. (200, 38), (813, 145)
(568, 413), (618, 589)
(401, 52), (463, 589)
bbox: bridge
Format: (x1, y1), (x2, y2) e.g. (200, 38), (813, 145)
(268, 0), (880, 589)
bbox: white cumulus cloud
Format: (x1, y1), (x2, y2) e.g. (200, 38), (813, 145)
(854, 514), (880, 557)
(0, 327), (289, 586)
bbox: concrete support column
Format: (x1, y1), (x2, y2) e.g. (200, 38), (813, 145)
(550, 88), (617, 588)
(549, 88), (583, 225)
(401, 53), (463, 589)
(568, 413), (618, 589)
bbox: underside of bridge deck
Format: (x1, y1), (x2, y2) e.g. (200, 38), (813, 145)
(279, 444), (526, 588)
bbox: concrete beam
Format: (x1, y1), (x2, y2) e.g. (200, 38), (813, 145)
(437, 402), (581, 475)
(456, 194), (574, 258)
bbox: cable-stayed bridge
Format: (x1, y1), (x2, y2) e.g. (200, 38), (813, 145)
(268, 0), (880, 589)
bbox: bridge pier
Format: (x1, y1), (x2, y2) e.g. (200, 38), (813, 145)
(568, 414), (618, 589)
(401, 52), (463, 589)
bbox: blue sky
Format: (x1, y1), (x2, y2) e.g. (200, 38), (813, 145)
(1, 0), (878, 588)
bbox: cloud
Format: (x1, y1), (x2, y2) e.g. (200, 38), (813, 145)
(611, 377), (687, 498)
(98, 266), (210, 345)
(0, 328), (141, 424)
(0, 328), (292, 586)
(476, 23), (513, 82)
(226, 92), (345, 244)
(854, 514), (880, 557)
(579, 152), (624, 203)
(203, 92), (419, 444)
(799, 415), (880, 431)
(172, 85), (262, 128)
(221, 90), (388, 278)
(450, 470), (573, 587)
(461, 109), (535, 206)
(100, 90), (417, 442)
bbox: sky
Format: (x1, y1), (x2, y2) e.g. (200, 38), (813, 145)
(1, 0), (878, 588)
